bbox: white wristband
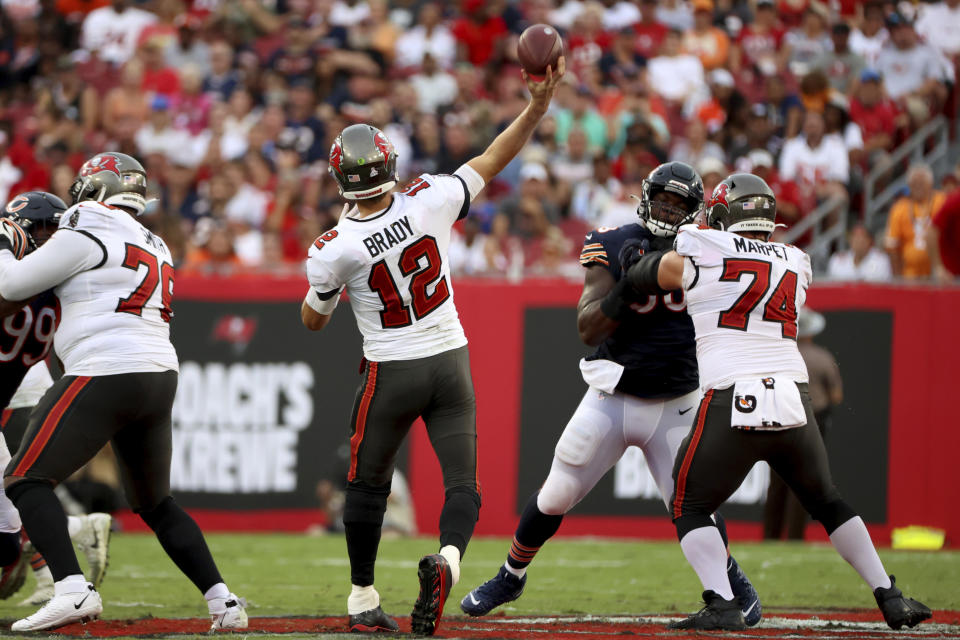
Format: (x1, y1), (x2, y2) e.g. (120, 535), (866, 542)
(304, 287), (341, 315)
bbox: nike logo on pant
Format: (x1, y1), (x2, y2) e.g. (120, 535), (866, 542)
(679, 407), (693, 415)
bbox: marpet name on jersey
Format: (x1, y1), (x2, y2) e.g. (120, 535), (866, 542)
(733, 236), (789, 260)
(362, 216), (414, 258)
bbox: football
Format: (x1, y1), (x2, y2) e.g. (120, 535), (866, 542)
(517, 23), (563, 77)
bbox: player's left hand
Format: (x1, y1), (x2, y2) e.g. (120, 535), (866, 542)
(0, 218), (31, 259)
(522, 56), (565, 112)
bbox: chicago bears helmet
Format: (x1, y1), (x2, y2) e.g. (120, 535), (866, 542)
(69, 152), (148, 215)
(637, 161), (704, 237)
(3, 191), (67, 249)
(705, 173), (778, 237)
(328, 124), (398, 200)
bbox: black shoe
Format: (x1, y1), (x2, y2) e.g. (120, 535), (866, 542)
(668, 590), (747, 631)
(348, 606), (399, 633)
(460, 565), (526, 616)
(874, 575), (932, 630)
(411, 554), (452, 636)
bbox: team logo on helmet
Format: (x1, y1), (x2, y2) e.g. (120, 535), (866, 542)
(5, 195), (29, 214)
(709, 182), (729, 208)
(329, 140), (344, 177)
(373, 131), (393, 160)
(80, 154), (122, 178)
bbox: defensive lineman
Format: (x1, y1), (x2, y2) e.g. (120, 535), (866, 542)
(625, 173), (931, 630)
(0, 154), (247, 631)
(301, 60), (564, 634)
(0, 192), (112, 605)
(460, 162), (760, 625)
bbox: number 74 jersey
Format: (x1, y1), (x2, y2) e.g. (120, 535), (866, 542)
(306, 173), (470, 361)
(674, 224), (811, 391)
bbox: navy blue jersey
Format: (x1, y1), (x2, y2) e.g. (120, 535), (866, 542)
(579, 224), (698, 399)
(0, 291), (59, 409)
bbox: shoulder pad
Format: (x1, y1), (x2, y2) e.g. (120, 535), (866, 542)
(58, 202), (117, 232)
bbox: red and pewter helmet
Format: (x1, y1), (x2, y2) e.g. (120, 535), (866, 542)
(69, 152), (148, 215)
(328, 124), (398, 200)
(706, 173), (778, 237)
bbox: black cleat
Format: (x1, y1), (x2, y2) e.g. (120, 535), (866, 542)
(874, 575), (932, 630)
(348, 606), (399, 633)
(668, 590), (747, 631)
(411, 554), (452, 636)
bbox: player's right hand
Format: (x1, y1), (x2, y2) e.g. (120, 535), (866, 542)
(0, 218), (30, 259)
(522, 55), (565, 111)
(618, 237), (650, 273)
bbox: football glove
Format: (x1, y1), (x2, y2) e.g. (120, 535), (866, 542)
(618, 237), (649, 274)
(0, 218), (31, 259)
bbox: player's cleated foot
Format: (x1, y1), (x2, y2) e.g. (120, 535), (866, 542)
(874, 575), (932, 630)
(348, 606), (399, 633)
(73, 513), (112, 589)
(460, 565), (526, 616)
(209, 593), (248, 630)
(0, 538), (28, 600)
(11, 584), (101, 631)
(668, 590), (747, 631)
(411, 553), (452, 635)
(727, 555), (762, 626)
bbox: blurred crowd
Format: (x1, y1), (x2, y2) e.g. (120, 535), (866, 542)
(0, 0), (958, 281)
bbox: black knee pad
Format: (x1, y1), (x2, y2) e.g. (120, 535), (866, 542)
(135, 495), (176, 530)
(343, 482), (391, 526)
(809, 498), (858, 535)
(675, 513), (716, 541)
(5, 478), (51, 507)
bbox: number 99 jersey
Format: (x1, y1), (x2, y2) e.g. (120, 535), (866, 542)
(674, 224), (811, 391)
(306, 172), (471, 361)
(0, 291), (58, 409)
(53, 201), (178, 376)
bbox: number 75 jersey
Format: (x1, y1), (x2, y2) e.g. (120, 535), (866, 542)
(306, 173), (470, 361)
(53, 201), (179, 376)
(674, 224), (811, 391)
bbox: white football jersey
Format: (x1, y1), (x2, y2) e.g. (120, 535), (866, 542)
(675, 224), (811, 391)
(306, 173), (471, 361)
(53, 202), (179, 376)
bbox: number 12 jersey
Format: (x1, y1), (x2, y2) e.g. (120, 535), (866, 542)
(675, 224), (811, 391)
(306, 172), (472, 361)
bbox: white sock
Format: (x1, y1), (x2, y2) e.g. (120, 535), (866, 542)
(54, 574), (88, 595)
(439, 545), (461, 586)
(504, 560), (526, 579)
(829, 517), (891, 590)
(204, 582), (230, 601)
(67, 515), (83, 539)
(679, 526), (735, 600)
(348, 584), (379, 615)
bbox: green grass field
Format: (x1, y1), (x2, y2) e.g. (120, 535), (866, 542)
(1, 532), (956, 625)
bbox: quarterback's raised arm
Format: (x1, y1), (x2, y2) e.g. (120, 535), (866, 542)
(466, 57), (565, 186)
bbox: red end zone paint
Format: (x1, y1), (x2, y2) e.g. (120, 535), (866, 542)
(39, 611), (960, 639)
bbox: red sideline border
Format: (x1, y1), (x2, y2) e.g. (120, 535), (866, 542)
(175, 276), (960, 545)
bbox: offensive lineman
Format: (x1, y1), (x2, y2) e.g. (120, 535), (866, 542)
(0, 193), (112, 606)
(460, 162), (760, 625)
(300, 61), (564, 634)
(625, 173), (931, 630)
(0, 154), (247, 632)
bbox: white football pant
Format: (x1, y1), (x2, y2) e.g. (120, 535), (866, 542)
(537, 387), (699, 515)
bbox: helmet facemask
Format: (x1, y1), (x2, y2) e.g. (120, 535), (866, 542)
(640, 184), (702, 237)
